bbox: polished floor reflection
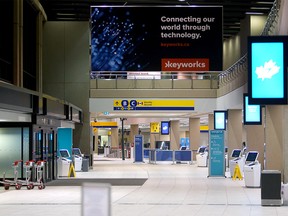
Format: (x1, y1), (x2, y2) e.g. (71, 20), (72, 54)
(0, 156), (287, 216)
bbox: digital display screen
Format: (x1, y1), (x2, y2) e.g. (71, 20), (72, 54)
(198, 146), (206, 153)
(60, 149), (70, 158)
(161, 121), (170, 135)
(214, 110), (227, 130)
(248, 36), (288, 105)
(245, 151), (259, 162)
(180, 146), (187, 150)
(72, 148), (81, 156)
(243, 94), (262, 125)
(231, 149), (241, 158)
(90, 6), (223, 74)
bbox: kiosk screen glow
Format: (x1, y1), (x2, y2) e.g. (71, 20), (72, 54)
(244, 95), (261, 125)
(251, 42), (284, 99)
(214, 111), (226, 130)
(90, 6), (222, 72)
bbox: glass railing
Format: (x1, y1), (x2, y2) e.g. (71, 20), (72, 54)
(91, 71), (220, 89)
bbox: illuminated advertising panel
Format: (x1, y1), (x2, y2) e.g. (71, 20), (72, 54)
(90, 6), (222, 74)
(248, 36), (288, 105)
(214, 110), (227, 130)
(243, 93), (262, 125)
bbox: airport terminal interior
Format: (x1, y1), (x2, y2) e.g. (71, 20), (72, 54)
(1, 0), (288, 215)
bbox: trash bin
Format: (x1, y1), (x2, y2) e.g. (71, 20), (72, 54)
(82, 156), (90, 172)
(261, 170), (282, 206)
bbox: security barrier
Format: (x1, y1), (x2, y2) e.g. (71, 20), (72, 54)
(148, 149), (193, 164)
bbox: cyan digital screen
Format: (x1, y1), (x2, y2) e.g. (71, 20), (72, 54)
(251, 42), (284, 99)
(244, 95), (261, 125)
(214, 111), (226, 130)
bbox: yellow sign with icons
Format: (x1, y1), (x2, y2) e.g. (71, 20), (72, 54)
(150, 122), (160, 133)
(113, 99), (194, 111)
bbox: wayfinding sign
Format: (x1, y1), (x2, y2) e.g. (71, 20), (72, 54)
(208, 130), (225, 177)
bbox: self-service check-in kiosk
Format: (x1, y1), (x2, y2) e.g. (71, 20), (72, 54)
(72, 148), (83, 172)
(243, 151), (261, 187)
(57, 149), (72, 177)
(196, 146), (208, 167)
(229, 149), (245, 177)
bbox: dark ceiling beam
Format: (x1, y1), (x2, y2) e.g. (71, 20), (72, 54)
(39, 0), (275, 39)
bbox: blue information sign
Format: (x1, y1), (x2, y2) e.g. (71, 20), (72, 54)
(208, 130), (225, 177)
(134, 135), (144, 163)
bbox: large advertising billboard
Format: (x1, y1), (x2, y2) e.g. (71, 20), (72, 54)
(90, 6), (223, 73)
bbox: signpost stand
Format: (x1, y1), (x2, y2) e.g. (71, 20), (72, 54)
(208, 130), (226, 178)
(134, 135), (144, 163)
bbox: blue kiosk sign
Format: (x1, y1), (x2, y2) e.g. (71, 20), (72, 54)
(134, 135), (144, 163)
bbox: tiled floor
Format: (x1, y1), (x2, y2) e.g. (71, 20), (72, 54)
(0, 156), (287, 216)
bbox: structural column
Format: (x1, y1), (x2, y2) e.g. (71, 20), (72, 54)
(245, 122), (264, 167)
(170, 120), (179, 150)
(93, 128), (98, 154)
(13, 0), (23, 87)
(265, 105), (283, 171)
(36, 13), (43, 93)
(189, 118), (200, 151)
(208, 113), (214, 131)
(129, 124), (139, 146)
(150, 133), (160, 149)
(227, 109), (242, 157)
(111, 128), (119, 149)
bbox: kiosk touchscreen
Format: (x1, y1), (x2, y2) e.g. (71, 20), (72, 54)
(72, 148), (83, 157)
(244, 151), (261, 187)
(245, 151), (259, 164)
(231, 149), (241, 158)
(180, 146), (187, 150)
(196, 146), (208, 167)
(197, 146), (207, 154)
(229, 149), (245, 177)
(60, 149), (70, 158)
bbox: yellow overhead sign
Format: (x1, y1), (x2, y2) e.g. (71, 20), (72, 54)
(91, 121), (118, 128)
(113, 99), (194, 111)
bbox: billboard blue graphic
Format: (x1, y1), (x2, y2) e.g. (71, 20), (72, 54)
(209, 130), (225, 177)
(243, 94), (262, 125)
(90, 6), (222, 75)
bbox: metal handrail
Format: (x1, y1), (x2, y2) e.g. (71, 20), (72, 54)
(218, 0), (281, 83)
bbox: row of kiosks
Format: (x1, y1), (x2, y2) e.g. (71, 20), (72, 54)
(229, 149), (261, 187)
(57, 148), (84, 177)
